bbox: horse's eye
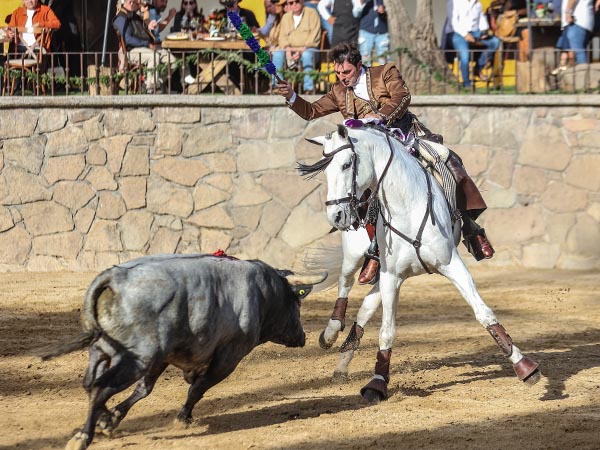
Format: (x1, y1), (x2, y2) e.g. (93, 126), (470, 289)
(342, 161), (352, 171)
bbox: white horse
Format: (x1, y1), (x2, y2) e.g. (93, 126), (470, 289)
(303, 124), (541, 402)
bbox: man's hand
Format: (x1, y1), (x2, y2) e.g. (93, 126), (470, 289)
(148, 19), (159, 31)
(167, 8), (177, 20)
(364, 112), (385, 121)
(327, 16), (336, 25)
(465, 32), (475, 43)
(276, 78), (295, 101)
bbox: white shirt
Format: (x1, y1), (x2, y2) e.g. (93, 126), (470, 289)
(561, 0), (594, 32)
(317, 0), (366, 21)
(444, 0), (489, 36)
(23, 9), (36, 47)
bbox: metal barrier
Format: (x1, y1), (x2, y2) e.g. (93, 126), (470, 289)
(1, 48), (598, 96)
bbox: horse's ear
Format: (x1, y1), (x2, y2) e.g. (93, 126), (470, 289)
(305, 136), (325, 145)
(337, 124), (348, 139)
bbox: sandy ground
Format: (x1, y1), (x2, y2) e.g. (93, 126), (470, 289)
(1, 266), (599, 450)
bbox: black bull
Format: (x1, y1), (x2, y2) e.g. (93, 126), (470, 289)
(40, 254), (327, 450)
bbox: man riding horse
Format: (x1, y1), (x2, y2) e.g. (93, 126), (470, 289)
(277, 41), (494, 285)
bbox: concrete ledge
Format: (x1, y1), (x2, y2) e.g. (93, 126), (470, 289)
(1, 94), (600, 109)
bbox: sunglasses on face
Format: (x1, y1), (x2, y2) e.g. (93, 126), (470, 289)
(183, 1), (195, 4)
(287, 0), (300, 4)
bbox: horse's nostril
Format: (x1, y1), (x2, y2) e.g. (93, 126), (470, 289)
(335, 211), (342, 224)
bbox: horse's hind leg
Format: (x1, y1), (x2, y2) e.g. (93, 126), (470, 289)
(320, 229), (370, 349)
(333, 284), (381, 379)
(439, 253), (541, 385)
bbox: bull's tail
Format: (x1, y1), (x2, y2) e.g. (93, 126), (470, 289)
(38, 269), (114, 361)
(38, 330), (101, 361)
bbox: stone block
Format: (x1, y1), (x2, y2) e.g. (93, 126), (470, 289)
(522, 243), (560, 269)
(557, 253), (599, 270)
(102, 135), (131, 173)
(32, 231), (83, 259)
(75, 205), (96, 234)
(562, 118), (596, 132)
(237, 229), (270, 258)
(82, 118), (104, 142)
(519, 121), (572, 170)
(0, 206), (14, 233)
(86, 144), (107, 166)
(86, 166), (118, 191)
(154, 107), (201, 123)
(204, 174), (233, 193)
(97, 192), (126, 220)
(230, 205), (262, 230)
(260, 238), (295, 269)
(146, 176), (194, 218)
(154, 215), (183, 230)
(565, 213), (600, 257)
(280, 202), (332, 248)
(0, 226), (31, 264)
(231, 109), (271, 139)
(587, 203), (600, 222)
(21, 201), (74, 236)
(122, 146), (150, 176)
(120, 177), (147, 210)
(200, 228), (232, 253)
(577, 131), (600, 149)
(237, 141), (296, 172)
(487, 149), (515, 188)
(451, 145), (489, 177)
(201, 153), (237, 173)
(183, 123), (232, 156)
(564, 154), (600, 191)
(188, 205), (234, 229)
(28, 255), (65, 271)
(38, 109), (67, 133)
(0, 110), (37, 138)
(46, 126), (88, 156)
(545, 212), (576, 245)
(270, 108), (309, 139)
(201, 108), (230, 124)
(3, 136), (45, 174)
(0, 167), (52, 205)
(152, 157), (210, 186)
(155, 123), (183, 156)
(85, 220), (122, 252)
(148, 227), (181, 254)
(103, 110), (155, 136)
(260, 170), (320, 209)
(193, 184), (230, 210)
(480, 206), (545, 245)
(480, 182), (516, 208)
(512, 166), (547, 195)
(259, 200), (290, 236)
(53, 181), (96, 211)
(120, 210), (153, 251)
(541, 182), (588, 213)
(44, 155), (85, 185)
(232, 175), (271, 207)
(70, 110), (100, 123)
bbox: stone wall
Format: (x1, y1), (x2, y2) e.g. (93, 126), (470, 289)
(0, 95), (598, 272)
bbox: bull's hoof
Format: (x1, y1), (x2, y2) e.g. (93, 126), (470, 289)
(513, 356), (540, 383)
(318, 330), (334, 349)
(332, 369), (349, 382)
(174, 412), (192, 428)
(360, 378), (388, 403)
(523, 368), (542, 386)
(65, 432), (88, 450)
(97, 409), (122, 436)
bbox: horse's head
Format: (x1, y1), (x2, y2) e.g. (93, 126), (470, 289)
(302, 125), (374, 230)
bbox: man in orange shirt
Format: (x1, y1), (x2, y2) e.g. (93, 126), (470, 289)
(7, 0), (61, 52)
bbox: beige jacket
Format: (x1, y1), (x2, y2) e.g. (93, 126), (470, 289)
(278, 7), (321, 49)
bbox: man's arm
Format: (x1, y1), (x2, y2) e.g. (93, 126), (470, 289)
(376, 65), (411, 124)
(42, 6), (61, 29)
(277, 79), (340, 121)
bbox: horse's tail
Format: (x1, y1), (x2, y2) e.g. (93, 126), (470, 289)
(301, 245), (344, 292)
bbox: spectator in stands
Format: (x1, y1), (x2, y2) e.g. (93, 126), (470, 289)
(146, 0), (176, 44)
(257, 0), (278, 36)
(445, 0), (500, 88)
(317, 0), (364, 47)
(171, 0), (204, 33)
(303, 0), (329, 46)
(551, 0), (597, 74)
(316, 0), (334, 45)
(113, 0), (173, 94)
(357, 0), (389, 66)
(262, 0), (287, 47)
(7, 0), (61, 53)
(219, 0), (259, 29)
(272, 0), (321, 92)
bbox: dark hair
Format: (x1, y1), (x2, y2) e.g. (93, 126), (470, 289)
(330, 41), (362, 66)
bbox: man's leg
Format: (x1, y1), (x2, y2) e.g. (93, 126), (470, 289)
(374, 32), (390, 66)
(451, 32), (471, 87)
(129, 47), (159, 93)
(358, 222), (379, 285)
(300, 48), (317, 91)
(358, 29), (375, 66)
(565, 24), (590, 65)
(476, 35), (500, 72)
(271, 50), (285, 86)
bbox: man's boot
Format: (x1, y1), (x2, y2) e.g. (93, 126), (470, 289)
(462, 216), (494, 261)
(359, 223), (380, 285)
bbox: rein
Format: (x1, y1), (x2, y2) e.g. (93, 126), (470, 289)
(325, 127), (436, 274)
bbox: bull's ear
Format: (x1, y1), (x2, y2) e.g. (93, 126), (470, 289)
(305, 136), (325, 145)
(291, 284), (313, 300)
(337, 124), (348, 139)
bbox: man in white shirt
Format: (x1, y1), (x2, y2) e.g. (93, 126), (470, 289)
(444, 0), (500, 87)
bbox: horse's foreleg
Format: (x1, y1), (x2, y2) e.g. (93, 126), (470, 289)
(360, 272), (402, 402)
(334, 285), (381, 379)
(439, 253), (541, 385)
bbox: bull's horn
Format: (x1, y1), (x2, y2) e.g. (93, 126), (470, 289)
(286, 272), (328, 286)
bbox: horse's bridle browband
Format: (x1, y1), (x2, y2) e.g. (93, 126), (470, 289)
(324, 126), (435, 274)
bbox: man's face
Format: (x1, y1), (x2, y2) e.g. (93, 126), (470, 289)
(124, 0), (140, 11)
(23, 0), (38, 10)
(155, 0), (168, 11)
(265, 0), (277, 15)
(334, 60), (363, 88)
(286, 0), (303, 15)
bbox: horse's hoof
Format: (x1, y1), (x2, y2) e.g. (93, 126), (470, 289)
(360, 388), (384, 404)
(318, 330), (334, 349)
(332, 369), (349, 382)
(65, 432), (88, 450)
(513, 355), (540, 382)
(523, 369), (542, 386)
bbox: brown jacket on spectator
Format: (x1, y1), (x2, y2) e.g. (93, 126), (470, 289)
(8, 4), (61, 51)
(278, 5), (321, 49)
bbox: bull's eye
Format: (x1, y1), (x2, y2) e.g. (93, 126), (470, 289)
(299, 289), (305, 296)
(341, 161), (352, 171)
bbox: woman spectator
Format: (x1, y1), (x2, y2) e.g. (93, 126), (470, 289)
(7, 0), (61, 53)
(170, 0), (204, 33)
(264, 0), (286, 48)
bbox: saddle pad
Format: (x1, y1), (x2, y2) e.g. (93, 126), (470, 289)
(417, 139), (450, 164)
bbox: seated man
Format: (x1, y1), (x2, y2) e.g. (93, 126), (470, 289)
(277, 42), (494, 284)
(146, 0), (177, 45)
(445, 0), (500, 87)
(272, 0), (321, 92)
(113, 0), (173, 94)
(7, 0), (61, 54)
